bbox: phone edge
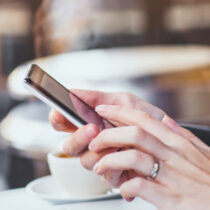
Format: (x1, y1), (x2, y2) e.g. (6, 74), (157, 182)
(23, 79), (85, 128)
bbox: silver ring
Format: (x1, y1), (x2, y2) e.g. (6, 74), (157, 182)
(147, 160), (160, 181)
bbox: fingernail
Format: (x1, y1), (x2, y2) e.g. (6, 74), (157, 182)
(84, 125), (97, 139)
(95, 105), (107, 113)
(163, 115), (179, 128)
(88, 141), (96, 150)
(52, 119), (68, 130)
(93, 164), (100, 174)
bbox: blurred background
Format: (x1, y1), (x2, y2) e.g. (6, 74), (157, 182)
(1, 0), (210, 191)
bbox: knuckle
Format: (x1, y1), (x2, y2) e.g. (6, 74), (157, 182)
(131, 126), (140, 139)
(123, 92), (136, 102)
(175, 139), (190, 150)
(182, 128), (194, 139)
(123, 92), (133, 101)
(96, 130), (108, 146)
(119, 92), (136, 107)
(131, 126), (146, 144)
(96, 128), (114, 147)
(138, 111), (151, 119)
(129, 150), (141, 165)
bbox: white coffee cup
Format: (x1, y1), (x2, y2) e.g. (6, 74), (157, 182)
(47, 151), (110, 198)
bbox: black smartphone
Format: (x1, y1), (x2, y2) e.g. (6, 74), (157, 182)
(24, 64), (114, 130)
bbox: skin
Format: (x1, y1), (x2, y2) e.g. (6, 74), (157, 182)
(49, 89), (210, 210)
(49, 89), (165, 170)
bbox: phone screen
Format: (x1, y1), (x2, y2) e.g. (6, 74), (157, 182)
(24, 64), (114, 130)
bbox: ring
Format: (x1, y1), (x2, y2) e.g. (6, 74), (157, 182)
(146, 160), (160, 181)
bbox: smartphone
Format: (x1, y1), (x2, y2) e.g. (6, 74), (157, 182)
(24, 64), (114, 130)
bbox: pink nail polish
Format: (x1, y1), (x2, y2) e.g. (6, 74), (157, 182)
(89, 142), (95, 150)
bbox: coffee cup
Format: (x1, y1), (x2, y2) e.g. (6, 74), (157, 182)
(47, 151), (110, 198)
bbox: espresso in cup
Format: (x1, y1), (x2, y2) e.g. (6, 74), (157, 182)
(47, 151), (110, 198)
(57, 153), (72, 158)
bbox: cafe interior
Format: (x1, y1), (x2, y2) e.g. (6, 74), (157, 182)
(0, 0), (210, 208)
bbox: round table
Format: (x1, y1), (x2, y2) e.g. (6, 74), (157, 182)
(0, 188), (156, 210)
(7, 45), (210, 99)
(8, 45), (210, 123)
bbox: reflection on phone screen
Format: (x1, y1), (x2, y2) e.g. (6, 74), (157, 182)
(69, 92), (114, 130)
(26, 64), (114, 130)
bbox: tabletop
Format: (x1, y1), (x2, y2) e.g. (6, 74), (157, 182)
(7, 45), (210, 124)
(8, 45), (210, 99)
(0, 188), (156, 210)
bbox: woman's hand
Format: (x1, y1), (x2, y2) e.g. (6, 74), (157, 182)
(49, 89), (165, 170)
(89, 105), (210, 210)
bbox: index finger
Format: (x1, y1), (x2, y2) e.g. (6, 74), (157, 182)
(95, 105), (186, 147)
(95, 105), (210, 168)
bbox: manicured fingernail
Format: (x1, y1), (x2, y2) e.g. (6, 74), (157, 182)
(93, 164), (101, 174)
(95, 105), (108, 113)
(84, 125), (97, 139)
(89, 141), (96, 150)
(163, 115), (179, 128)
(52, 119), (68, 130)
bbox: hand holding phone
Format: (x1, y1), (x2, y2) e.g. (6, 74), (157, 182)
(24, 64), (114, 130)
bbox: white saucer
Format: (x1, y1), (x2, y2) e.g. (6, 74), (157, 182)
(26, 175), (121, 204)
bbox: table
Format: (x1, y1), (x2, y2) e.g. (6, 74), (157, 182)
(7, 45), (210, 124)
(0, 188), (156, 210)
(0, 101), (67, 188)
(8, 45), (210, 99)
(0, 101), (66, 160)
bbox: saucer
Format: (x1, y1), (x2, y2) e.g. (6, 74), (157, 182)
(26, 175), (121, 204)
